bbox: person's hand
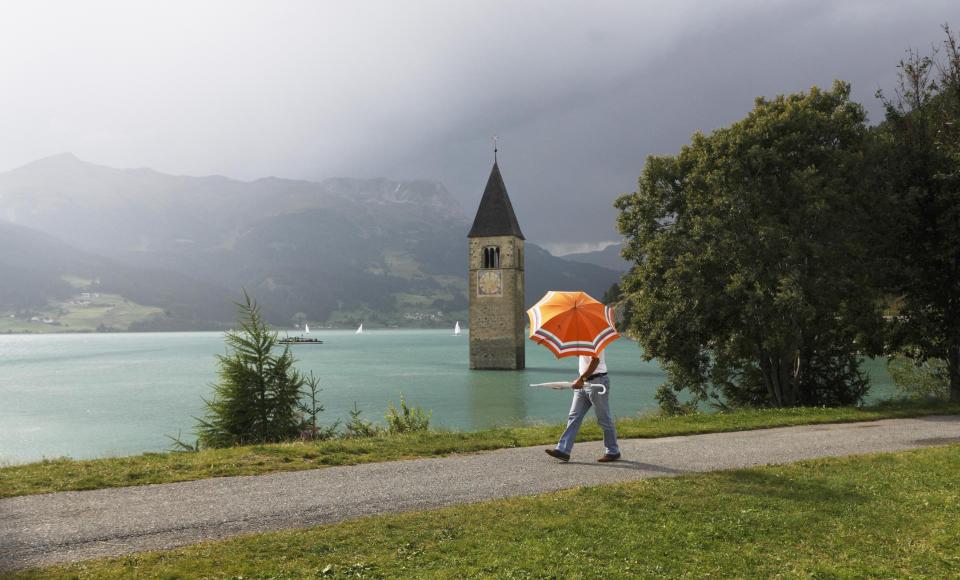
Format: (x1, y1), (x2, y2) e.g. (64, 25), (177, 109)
(572, 376), (585, 389)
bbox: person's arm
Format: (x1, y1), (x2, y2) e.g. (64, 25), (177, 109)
(573, 357), (600, 389)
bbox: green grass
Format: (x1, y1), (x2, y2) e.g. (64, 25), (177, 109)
(56, 294), (163, 330)
(2, 401), (958, 499)
(0, 293), (163, 333)
(14, 444), (960, 578)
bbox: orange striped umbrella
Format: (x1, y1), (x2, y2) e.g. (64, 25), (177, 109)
(526, 291), (620, 358)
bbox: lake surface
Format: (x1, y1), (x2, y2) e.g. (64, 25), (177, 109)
(0, 330), (896, 464)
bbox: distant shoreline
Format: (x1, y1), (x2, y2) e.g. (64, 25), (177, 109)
(0, 325), (469, 336)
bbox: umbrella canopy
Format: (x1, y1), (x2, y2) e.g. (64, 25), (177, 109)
(526, 290), (620, 358)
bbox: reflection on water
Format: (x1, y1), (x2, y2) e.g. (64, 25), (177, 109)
(0, 331), (896, 464)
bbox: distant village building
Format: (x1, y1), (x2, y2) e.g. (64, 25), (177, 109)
(467, 158), (525, 369)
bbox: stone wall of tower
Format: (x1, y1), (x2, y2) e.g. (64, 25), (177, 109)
(468, 235), (525, 369)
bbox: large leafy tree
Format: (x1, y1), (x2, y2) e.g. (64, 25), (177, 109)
(878, 26), (960, 402)
(198, 292), (305, 447)
(615, 81), (885, 409)
(601, 282), (634, 332)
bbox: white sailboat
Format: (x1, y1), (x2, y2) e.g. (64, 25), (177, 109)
(454, 321), (461, 336)
(356, 322), (363, 334)
(304, 323), (311, 334)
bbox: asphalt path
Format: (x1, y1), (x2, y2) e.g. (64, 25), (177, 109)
(3, 415), (960, 572)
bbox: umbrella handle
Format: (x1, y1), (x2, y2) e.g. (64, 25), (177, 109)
(584, 382), (607, 395)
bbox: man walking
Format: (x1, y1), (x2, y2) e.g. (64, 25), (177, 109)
(545, 350), (621, 462)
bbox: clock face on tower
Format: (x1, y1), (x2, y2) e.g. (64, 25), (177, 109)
(477, 270), (502, 296)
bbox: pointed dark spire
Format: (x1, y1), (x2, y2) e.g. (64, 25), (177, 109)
(467, 160), (525, 239)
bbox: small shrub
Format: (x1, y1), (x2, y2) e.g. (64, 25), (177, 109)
(301, 422), (341, 442)
(655, 384), (697, 416)
(887, 354), (949, 401)
(166, 430), (200, 453)
(344, 402), (381, 438)
(385, 393), (431, 434)
(297, 372), (340, 441)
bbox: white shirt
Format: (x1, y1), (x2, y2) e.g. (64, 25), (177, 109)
(579, 351), (607, 376)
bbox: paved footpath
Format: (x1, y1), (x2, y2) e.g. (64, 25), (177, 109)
(3, 415), (960, 572)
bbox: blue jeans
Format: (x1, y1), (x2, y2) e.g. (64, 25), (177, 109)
(556, 375), (619, 456)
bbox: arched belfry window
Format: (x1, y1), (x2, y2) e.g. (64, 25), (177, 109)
(482, 246), (500, 269)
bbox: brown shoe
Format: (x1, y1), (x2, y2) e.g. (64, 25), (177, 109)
(597, 453), (621, 462)
(545, 448), (570, 462)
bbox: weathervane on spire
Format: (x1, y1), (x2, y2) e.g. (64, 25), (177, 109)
(492, 135), (498, 162)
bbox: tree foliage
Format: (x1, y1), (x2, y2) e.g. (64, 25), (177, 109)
(602, 282), (634, 332)
(616, 81), (885, 409)
(878, 25), (960, 402)
(887, 354), (950, 401)
(198, 291), (305, 447)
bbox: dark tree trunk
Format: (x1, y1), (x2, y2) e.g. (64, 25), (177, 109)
(949, 255), (960, 403)
(950, 344), (960, 403)
(761, 354), (783, 406)
(777, 353), (798, 407)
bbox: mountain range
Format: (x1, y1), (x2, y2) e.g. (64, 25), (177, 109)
(561, 243), (631, 272)
(0, 154), (624, 330)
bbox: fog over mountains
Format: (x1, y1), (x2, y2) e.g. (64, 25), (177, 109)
(0, 154), (622, 329)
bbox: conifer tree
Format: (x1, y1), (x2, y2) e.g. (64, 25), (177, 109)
(198, 291), (304, 447)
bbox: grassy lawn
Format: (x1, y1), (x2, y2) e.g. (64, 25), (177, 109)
(2, 401), (958, 499)
(14, 444), (960, 578)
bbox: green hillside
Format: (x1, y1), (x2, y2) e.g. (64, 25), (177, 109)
(0, 291), (163, 334)
(0, 221), (236, 331)
(0, 155), (623, 329)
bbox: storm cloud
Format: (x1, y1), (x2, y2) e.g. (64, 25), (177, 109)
(0, 0), (955, 252)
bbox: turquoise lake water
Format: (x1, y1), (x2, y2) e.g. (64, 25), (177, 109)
(0, 330), (896, 464)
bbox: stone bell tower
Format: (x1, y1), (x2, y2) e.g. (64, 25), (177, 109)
(468, 154), (525, 370)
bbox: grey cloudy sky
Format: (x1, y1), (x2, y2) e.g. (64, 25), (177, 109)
(1, 1), (956, 254)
